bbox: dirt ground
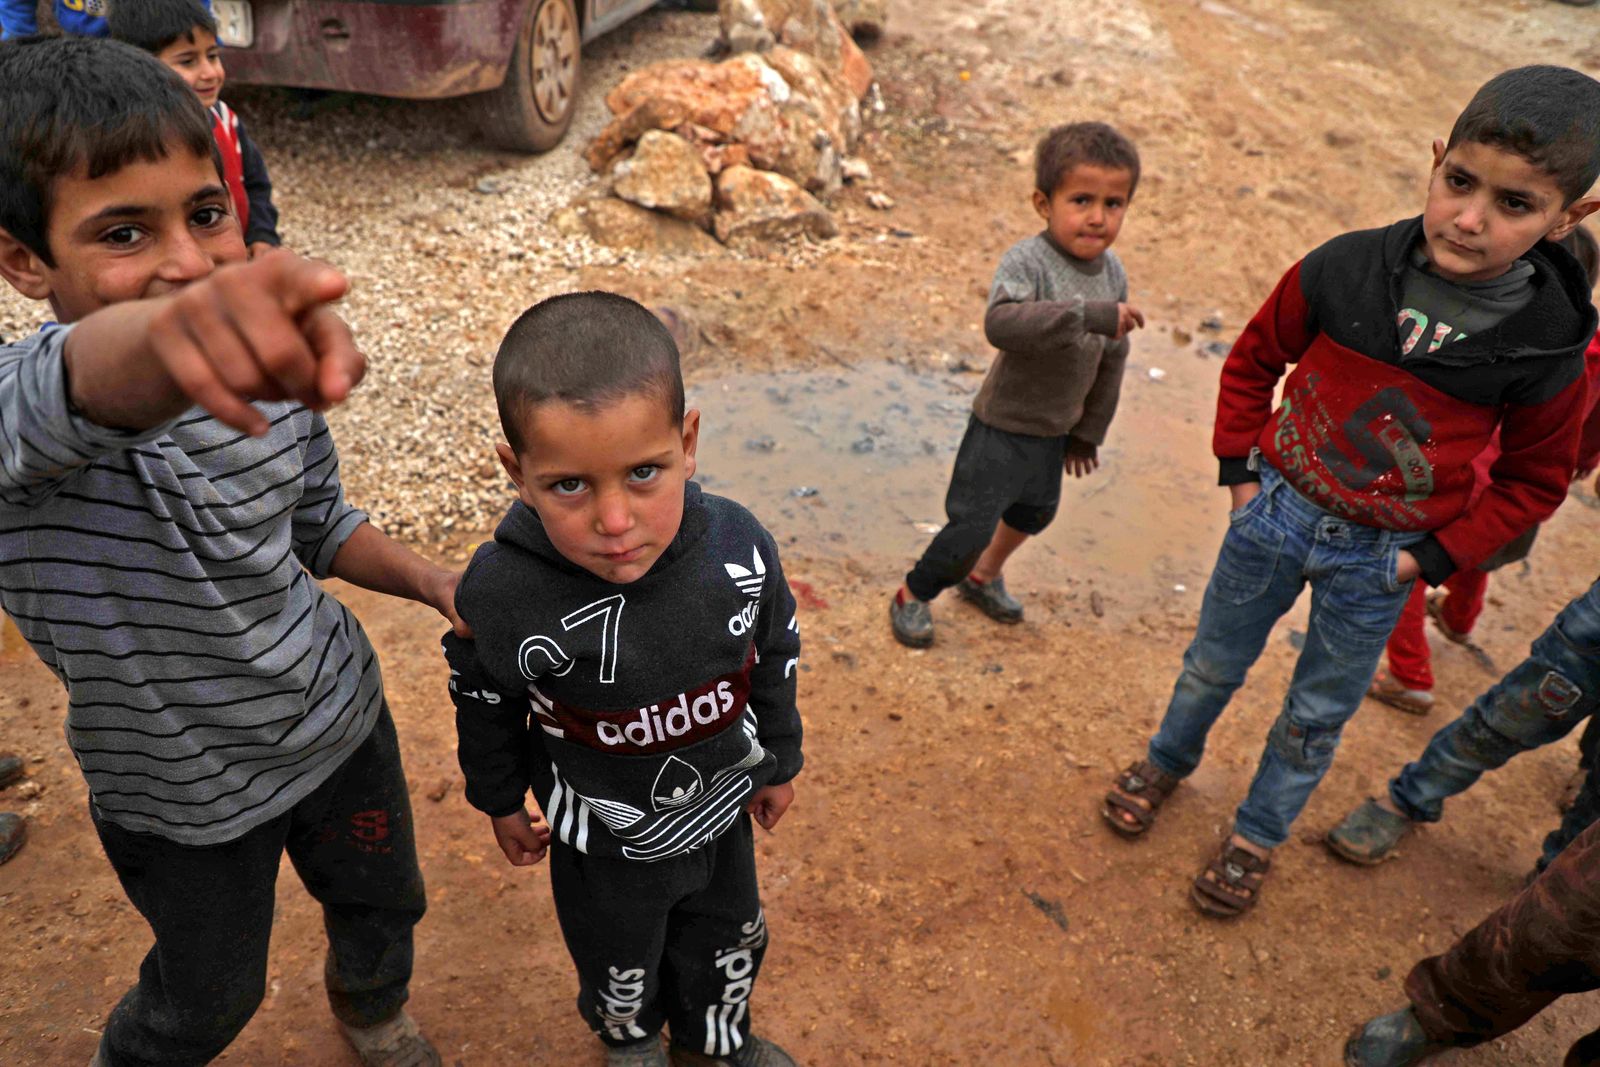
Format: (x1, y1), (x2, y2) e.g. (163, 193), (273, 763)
(6, 0), (1600, 1064)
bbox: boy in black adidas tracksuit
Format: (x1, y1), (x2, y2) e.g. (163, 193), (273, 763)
(444, 292), (803, 1067)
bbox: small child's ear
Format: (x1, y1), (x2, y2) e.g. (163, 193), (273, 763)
(1031, 188), (1051, 222)
(1430, 138), (1447, 171)
(1548, 197), (1600, 244)
(495, 442), (530, 495)
(681, 408), (701, 480)
(0, 228), (54, 302)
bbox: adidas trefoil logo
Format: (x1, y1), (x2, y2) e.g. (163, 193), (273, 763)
(724, 546), (766, 601)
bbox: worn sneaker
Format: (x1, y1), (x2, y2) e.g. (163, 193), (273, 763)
(609, 1036), (670, 1066)
(1367, 668), (1434, 716)
(0, 813), (25, 866)
(1344, 1007), (1445, 1067)
(889, 590), (933, 648)
(956, 575), (1024, 623)
(1326, 798), (1413, 866)
(339, 1010), (442, 1067)
(671, 1035), (799, 1067)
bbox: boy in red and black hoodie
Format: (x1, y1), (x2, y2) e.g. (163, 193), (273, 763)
(1100, 65), (1600, 918)
(110, 0), (282, 258)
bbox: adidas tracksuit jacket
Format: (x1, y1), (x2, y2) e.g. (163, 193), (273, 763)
(445, 482), (802, 1054)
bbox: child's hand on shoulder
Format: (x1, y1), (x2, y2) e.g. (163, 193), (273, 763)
(490, 806), (551, 866)
(1064, 437), (1098, 478)
(1115, 302), (1145, 340)
(747, 781), (794, 831)
(146, 249), (363, 434)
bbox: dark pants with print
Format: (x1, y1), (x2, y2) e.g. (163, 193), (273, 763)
(905, 417), (1066, 602)
(1407, 816), (1600, 1063)
(92, 703), (427, 1067)
(550, 814), (766, 1058)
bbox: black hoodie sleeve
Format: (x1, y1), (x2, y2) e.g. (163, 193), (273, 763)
(235, 113), (281, 247)
(748, 533), (803, 784)
(443, 631), (536, 818)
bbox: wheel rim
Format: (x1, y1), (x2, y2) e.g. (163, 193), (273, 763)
(532, 0), (578, 126)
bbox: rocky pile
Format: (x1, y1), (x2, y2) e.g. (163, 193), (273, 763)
(576, 0), (880, 252)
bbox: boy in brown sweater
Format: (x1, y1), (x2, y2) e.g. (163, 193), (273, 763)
(890, 121), (1144, 647)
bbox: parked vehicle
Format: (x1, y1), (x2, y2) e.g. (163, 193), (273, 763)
(215, 0), (665, 152)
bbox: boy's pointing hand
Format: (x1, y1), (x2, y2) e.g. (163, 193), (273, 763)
(145, 250), (365, 436)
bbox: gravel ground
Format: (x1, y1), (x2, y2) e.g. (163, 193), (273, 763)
(0, 7), (732, 547)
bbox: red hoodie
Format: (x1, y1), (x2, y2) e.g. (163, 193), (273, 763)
(1214, 216), (1596, 585)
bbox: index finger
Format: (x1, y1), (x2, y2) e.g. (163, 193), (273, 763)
(252, 252), (350, 319)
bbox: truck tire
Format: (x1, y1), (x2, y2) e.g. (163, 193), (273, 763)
(477, 0), (582, 153)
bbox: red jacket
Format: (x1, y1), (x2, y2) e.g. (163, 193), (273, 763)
(1214, 217), (1596, 585)
(210, 101), (248, 235)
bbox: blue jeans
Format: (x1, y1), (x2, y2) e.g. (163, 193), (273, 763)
(1148, 463), (1423, 848)
(1390, 579), (1600, 869)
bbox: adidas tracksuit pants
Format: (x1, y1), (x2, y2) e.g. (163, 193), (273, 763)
(550, 813), (768, 1056)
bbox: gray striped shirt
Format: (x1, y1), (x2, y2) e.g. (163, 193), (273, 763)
(0, 325), (381, 846)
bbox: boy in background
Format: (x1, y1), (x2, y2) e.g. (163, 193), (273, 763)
(1368, 226), (1600, 716)
(889, 121), (1143, 648)
(111, 0), (281, 257)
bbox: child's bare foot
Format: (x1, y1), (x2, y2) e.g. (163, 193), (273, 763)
(1191, 835), (1272, 918)
(1102, 758), (1179, 836)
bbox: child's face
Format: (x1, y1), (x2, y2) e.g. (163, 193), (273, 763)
(496, 393), (701, 585)
(0, 144), (243, 323)
(1423, 138), (1598, 283)
(1032, 163), (1135, 261)
(155, 28), (225, 109)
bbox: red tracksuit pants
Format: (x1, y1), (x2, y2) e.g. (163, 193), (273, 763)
(1386, 569), (1490, 692)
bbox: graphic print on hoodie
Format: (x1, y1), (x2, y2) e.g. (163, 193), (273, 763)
(445, 483), (802, 862)
(1213, 216), (1597, 583)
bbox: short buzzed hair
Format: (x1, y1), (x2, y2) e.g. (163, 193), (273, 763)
(108, 0), (219, 55)
(0, 36), (215, 266)
(1448, 66), (1600, 205)
(1035, 121), (1140, 198)
(493, 292), (685, 455)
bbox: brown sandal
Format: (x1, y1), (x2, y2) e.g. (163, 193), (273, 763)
(1190, 841), (1271, 919)
(1102, 759), (1180, 838)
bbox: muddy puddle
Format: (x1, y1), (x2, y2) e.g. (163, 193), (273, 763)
(689, 351), (1226, 604)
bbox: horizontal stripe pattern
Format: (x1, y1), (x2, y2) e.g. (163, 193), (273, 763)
(0, 327), (380, 845)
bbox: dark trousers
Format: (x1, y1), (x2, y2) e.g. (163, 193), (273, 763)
(92, 703), (427, 1067)
(1408, 815), (1600, 1064)
(549, 814), (766, 1057)
(905, 417), (1066, 602)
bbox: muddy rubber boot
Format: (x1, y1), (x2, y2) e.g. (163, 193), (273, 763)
(671, 1035), (799, 1067)
(1344, 1007), (1445, 1066)
(609, 1036), (670, 1067)
(0, 752), (23, 789)
(340, 1010), (442, 1067)
(889, 590), (933, 648)
(0, 813), (25, 866)
(956, 575), (1024, 623)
